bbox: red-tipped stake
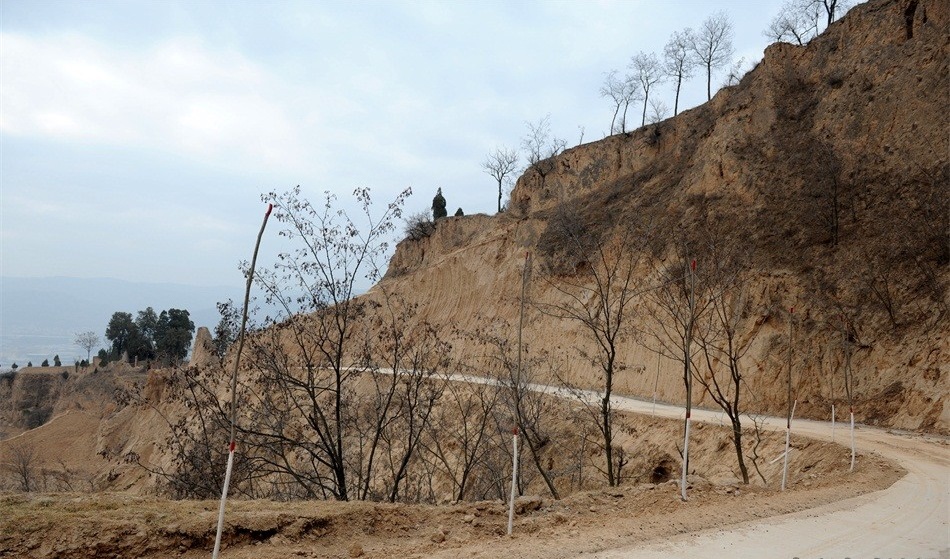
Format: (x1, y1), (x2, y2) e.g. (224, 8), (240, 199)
(212, 204), (272, 559)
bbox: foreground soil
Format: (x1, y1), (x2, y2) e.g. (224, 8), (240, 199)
(0, 449), (900, 559)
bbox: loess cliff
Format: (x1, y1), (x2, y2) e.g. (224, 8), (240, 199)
(377, 0), (948, 432)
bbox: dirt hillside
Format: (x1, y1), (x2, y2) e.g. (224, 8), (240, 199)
(376, 0), (948, 433)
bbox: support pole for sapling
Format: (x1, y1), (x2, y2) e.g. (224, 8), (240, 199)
(681, 413), (691, 500)
(780, 307), (794, 492)
(781, 399), (797, 491)
(841, 318), (856, 473)
(680, 259), (696, 502)
(507, 428), (519, 536)
(212, 203), (272, 559)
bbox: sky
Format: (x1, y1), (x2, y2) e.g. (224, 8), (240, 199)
(1, 0), (804, 290)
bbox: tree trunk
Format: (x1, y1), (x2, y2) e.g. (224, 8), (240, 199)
(525, 431), (560, 499)
(641, 93), (649, 127)
(602, 353), (616, 486)
(732, 419), (749, 484)
(674, 74), (682, 115)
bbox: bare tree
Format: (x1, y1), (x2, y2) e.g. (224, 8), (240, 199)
(664, 29), (697, 116)
(421, 377), (501, 502)
(3, 442), (40, 492)
(246, 186), (413, 501)
(143, 186), (418, 502)
(648, 240), (717, 500)
(765, 1), (818, 45)
(747, 413), (771, 485)
(74, 331), (100, 363)
(690, 11), (735, 101)
(482, 146), (520, 213)
(478, 329), (562, 499)
(817, 0), (851, 26)
(723, 57), (748, 87)
(647, 98), (670, 125)
(693, 241), (755, 484)
(629, 52), (665, 127)
(521, 115), (567, 184)
(352, 290), (449, 502)
(403, 211), (436, 241)
(536, 220), (651, 487)
(600, 70), (639, 134)
(765, 0), (853, 44)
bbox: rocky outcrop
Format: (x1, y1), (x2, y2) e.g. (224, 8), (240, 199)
(0, 369), (68, 437)
(189, 326), (215, 369)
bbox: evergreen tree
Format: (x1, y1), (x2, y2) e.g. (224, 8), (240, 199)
(432, 188), (447, 220)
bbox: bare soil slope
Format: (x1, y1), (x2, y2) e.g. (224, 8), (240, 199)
(0, 409), (901, 559)
(378, 0), (949, 432)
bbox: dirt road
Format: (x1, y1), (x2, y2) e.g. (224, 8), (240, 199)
(591, 393), (950, 559)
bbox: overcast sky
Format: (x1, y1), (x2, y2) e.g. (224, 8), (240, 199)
(2, 0), (812, 289)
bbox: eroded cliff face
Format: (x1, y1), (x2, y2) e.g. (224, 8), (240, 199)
(0, 370), (68, 437)
(378, 0), (948, 432)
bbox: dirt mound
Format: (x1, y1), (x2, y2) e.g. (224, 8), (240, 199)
(0, 409), (901, 559)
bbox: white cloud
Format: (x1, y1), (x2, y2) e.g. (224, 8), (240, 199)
(0, 33), (310, 174)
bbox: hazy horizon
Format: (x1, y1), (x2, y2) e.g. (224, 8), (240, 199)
(0, 275), (240, 367)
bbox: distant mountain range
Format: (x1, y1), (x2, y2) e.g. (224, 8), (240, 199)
(0, 276), (239, 367)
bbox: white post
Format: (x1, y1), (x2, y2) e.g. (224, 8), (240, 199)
(212, 443), (236, 559)
(211, 204), (272, 559)
(507, 429), (519, 536)
(680, 259), (696, 502)
(781, 399), (797, 491)
(849, 409), (856, 472)
(680, 415), (691, 501)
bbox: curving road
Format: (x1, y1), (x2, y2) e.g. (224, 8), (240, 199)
(408, 371), (948, 557)
(590, 392), (950, 559)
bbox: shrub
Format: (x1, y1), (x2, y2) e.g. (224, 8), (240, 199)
(404, 211), (436, 241)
